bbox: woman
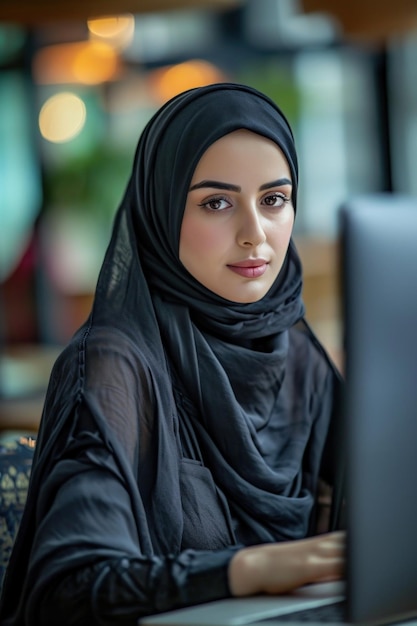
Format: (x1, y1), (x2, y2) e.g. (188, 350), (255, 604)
(0, 83), (344, 625)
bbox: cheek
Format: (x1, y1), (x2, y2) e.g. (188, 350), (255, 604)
(180, 218), (224, 262)
(270, 212), (294, 252)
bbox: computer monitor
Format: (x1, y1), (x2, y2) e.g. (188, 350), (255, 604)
(341, 194), (417, 623)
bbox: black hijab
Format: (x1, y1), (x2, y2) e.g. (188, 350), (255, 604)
(90, 82), (336, 543)
(2, 84), (343, 618)
(96, 82), (301, 338)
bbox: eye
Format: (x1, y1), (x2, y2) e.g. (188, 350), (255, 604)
(198, 195), (232, 212)
(262, 192), (290, 208)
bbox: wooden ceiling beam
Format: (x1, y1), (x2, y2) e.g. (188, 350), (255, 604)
(0, 0), (241, 25)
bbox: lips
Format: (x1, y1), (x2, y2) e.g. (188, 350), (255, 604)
(227, 259), (268, 278)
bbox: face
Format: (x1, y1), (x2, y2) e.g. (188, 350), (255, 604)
(179, 129), (295, 303)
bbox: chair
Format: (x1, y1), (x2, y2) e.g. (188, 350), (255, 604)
(0, 433), (36, 589)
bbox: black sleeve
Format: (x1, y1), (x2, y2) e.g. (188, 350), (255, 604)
(24, 412), (240, 626)
(39, 547), (238, 626)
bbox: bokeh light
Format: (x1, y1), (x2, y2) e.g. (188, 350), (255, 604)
(148, 60), (226, 103)
(87, 14), (135, 50)
(33, 41), (119, 85)
(39, 92), (86, 143)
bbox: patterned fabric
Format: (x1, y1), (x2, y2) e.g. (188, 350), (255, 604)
(0, 434), (36, 589)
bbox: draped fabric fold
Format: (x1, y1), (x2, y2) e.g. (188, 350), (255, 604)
(0, 83), (343, 623)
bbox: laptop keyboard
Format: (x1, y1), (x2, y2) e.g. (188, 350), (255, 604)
(259, 600), (346, 622)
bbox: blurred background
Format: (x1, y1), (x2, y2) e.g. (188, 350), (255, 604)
(1, 0), (417, 432)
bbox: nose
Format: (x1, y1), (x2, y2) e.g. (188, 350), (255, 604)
(236, 204), (266, 248)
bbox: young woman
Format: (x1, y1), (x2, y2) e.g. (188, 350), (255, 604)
(0, 83), (344, 625)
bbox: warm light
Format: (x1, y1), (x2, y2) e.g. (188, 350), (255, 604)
(149, 60), (226, 103)
(39, 93), (86, 143)
(33, 41), (119, 85)
(87, 14), (135, 50)
(73, 41), (118, 84)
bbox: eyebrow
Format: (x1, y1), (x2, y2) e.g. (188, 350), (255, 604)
(189, 178), (292, 192)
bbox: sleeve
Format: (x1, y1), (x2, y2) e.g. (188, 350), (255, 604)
(38, 548), (237, 625)
(25, 406), (239, 625)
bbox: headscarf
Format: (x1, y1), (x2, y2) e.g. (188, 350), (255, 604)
(90, 82), (334, 544)
(96, 82), (301, 339)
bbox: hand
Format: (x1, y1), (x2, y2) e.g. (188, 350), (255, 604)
(228, 531), (345, 597)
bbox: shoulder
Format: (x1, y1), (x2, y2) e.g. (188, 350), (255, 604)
(44, 323), (173, 430)
(288, 322), (325, 363)
(288, 322), (339, 392)
(41, 324), (175, 460)
(53, 323), (168, 389)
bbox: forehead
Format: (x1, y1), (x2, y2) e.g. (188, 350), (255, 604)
(191, 129), (291, 181)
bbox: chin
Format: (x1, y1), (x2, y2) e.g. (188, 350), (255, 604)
(225, 290), (269, 304)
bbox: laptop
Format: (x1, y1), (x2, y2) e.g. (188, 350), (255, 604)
(140, 194), (417, 625)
